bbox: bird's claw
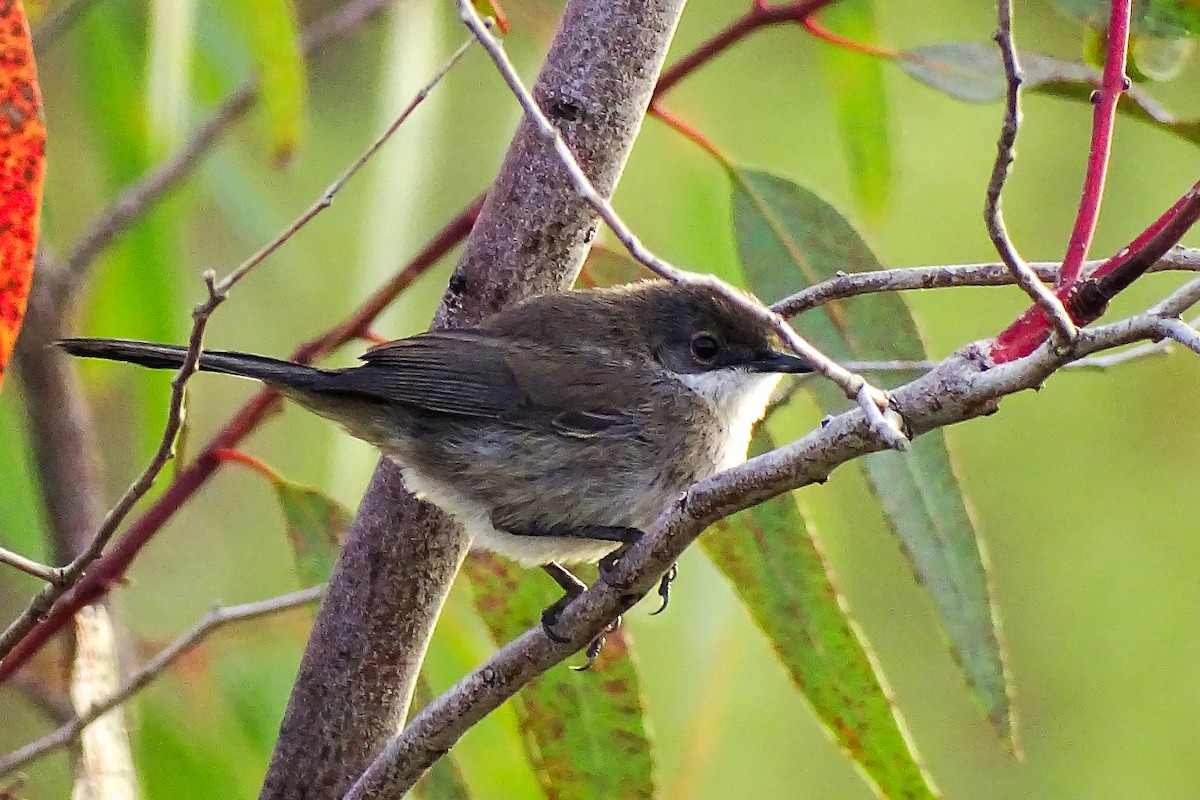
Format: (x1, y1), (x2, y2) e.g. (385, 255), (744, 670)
(650, 562), (678, 616)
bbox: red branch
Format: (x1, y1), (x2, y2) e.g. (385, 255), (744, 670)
(991, 0), (1133, 363)
(652, 0), (837, 99)
(0, 197), (482, 681)
(802, 14), (898, 59)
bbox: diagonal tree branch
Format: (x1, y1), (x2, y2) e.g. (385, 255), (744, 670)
(347, 276), (1200, 796)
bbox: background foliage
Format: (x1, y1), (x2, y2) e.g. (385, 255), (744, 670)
(2, 0), (1199, 797)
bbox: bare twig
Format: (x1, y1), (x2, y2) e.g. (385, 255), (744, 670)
(771, 248), (1200, 319)
(0, 276), (220, 662)
(346, 289), (1200, 797)
(986, 0), (1076, 344)
(1152, 276), (1200, 318)
(214, 34), (476, 296)
(0, 587), (323, 777)
(30, 0), (104, 48)
(0, 548), (59, 584)
(457, 0), (906, 450)
(1150, 317), (1200, 356)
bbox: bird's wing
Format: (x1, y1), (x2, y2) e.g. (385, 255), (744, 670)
(329, 331), (643, 433)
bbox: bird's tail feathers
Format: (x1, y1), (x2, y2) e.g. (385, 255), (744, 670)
(56, 338), (327, 390)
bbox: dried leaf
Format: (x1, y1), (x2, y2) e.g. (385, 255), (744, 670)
(464, 554), (655, 800)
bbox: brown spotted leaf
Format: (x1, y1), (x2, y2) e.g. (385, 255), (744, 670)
(464, 554), (654, 800)
(0, 0), (45, 391)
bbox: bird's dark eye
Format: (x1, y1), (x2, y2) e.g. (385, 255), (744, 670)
(690, 333), (721, 364)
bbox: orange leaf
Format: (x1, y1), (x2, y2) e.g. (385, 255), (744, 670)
(0, 0), (45, 391)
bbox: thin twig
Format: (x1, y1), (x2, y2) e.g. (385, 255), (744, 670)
(0, 587), (323, 777)
(0, 548), (59, 585)
(214, 35), (476, 296)
(457, 0), (906, 449)
(30, 0), (104, 48)
(771, 249), (1200, 318)
(59, 0), (397, 293)
(1151, 276), (1200, 319)
(1151, 317), (1200, 356)
(0, 276), (221, 661)
(986, 0), (1076, 344)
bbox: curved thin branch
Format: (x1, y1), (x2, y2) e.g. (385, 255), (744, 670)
(985, 0), (1076, 343)
(0, 587), (323, 777)
(771, 248), (1200, 319)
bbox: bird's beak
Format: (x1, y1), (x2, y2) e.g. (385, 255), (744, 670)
(747, 350), (812, 374)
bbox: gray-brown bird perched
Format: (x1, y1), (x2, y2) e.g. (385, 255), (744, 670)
(60, 279), (811, 632)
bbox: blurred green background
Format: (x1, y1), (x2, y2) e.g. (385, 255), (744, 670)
(2, 0), (1200, 797)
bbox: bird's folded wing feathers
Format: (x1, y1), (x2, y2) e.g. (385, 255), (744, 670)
(328, 331), (643, 434)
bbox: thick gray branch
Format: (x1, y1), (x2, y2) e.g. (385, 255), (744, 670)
(258, 1), (685, 798)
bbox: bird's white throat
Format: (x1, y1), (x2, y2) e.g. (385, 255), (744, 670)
(676, 368), (783, 471)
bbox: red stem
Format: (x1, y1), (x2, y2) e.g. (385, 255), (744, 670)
(991, 0), (1132, 363)
(648, 103), (728, 162)
(802, 14), (898, 59)
(213, 448), (282, 484)
(653, 0), (837, 99)
(0, 197), (482, 681)
(1055, 0), (1131, 289)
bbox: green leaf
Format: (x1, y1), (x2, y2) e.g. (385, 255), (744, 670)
(704, 432), (938, 800)
(75, 1), (184, 456)
(214, 0), (306, 163)
(897, 43), (1200, 147)
(411, 673), (472, 800)
(816, 0), (892, 216)
(730, 166), (1011, 742)
(463, 554), (655, 800)
(1055, 0), (1200, 38)
(270, 478), (351, 587)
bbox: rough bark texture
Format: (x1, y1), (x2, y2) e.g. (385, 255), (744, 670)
(258, 1), (686, 797)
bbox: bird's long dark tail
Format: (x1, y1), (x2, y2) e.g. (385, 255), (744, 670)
(56, 338), (328, 391)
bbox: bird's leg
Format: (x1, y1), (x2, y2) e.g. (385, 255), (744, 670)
(540, 562), (587, 644)
(540, 562), (624, 670)
(505, 521), (642, 661)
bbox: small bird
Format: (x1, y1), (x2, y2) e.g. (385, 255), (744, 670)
(60, 279), (810, 636)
